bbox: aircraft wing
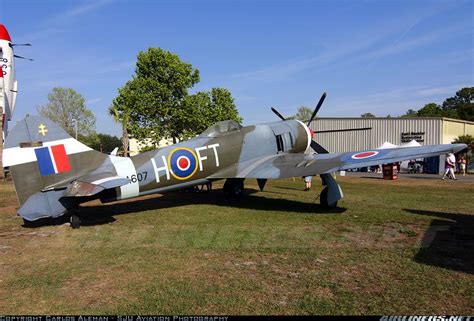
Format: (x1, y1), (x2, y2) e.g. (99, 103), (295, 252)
(209, 144), (466, 179)
(61, 172), (131, 197)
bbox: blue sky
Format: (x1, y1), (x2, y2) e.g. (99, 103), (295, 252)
(1, 0), (473, 137)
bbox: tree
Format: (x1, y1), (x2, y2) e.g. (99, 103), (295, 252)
(416, 103), (444, 117)
(442, 87), (473, 121)
(452, 134), (473, 163)
(109, 85), (131, 156)
(37, 87), (96, 138)
(113, 47), (242, 145)
(361, 112), (376, 118)
(88, 133), (122, 153)
(294, 106), (313, 122)
(124, 47), (200, 144)
(177, 88), (242, 139)
(400, 109), (418, 118)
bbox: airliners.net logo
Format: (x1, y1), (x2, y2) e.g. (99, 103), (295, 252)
(380, 317), (472, 321)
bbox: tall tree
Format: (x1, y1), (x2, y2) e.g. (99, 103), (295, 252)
(125, 48), (200, 144)
(442, 87), (473, 121)
(88, 133), (122, 154)
(177, 88), (242, 139)
(37, 87), (96, 138)
(294, 106), (313, 121)
(416, 103), (444, 117)
(361, 112), (376, 118)
(109, 85), (132, 156)
(400, 109), (418, 118)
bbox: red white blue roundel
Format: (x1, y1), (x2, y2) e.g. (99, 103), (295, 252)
(351, 151), (379, 160)
(168, 148), (198, 180)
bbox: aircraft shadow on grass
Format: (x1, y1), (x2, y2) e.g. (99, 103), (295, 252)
(404, 208), (474, 275)
(25, 188), (346, 228)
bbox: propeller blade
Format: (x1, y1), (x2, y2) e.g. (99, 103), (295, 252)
(257, 179), (267, 191)
(12, 43), (32, 47)
(313, 127), (372, 134)
(271, 107), (286, 121)
(310, 140), (329, 154)
(307, 91), (327, 126)
(14, 54), (33, 61)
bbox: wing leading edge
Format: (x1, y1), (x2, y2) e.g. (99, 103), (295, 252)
(209, 144), (467, 179)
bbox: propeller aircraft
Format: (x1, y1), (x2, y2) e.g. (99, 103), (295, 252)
(0, 23), (32, 134)
(3, 93), (466, 228)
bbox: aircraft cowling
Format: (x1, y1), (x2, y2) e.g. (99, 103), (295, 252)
(267, 120), (312, 154)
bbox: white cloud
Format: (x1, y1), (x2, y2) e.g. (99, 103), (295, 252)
(46, 0), (115, 25)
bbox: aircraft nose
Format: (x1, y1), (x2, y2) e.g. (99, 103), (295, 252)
(0, 24), (11, 41)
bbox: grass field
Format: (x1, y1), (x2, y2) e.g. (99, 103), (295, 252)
(0, 175), (473, 315)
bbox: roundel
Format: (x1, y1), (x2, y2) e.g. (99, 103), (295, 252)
(351, 151), (379, 160)
(168, 148), (198, 180)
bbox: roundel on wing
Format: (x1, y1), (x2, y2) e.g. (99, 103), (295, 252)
(351, 151), (379, 159)
(168, 148), (198, 180)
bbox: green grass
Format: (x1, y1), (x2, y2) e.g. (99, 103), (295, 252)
(0, 176), (472, 315)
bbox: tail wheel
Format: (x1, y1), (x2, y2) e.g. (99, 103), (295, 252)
(70, 214), (81, 229)
(320, 187), (337, 209)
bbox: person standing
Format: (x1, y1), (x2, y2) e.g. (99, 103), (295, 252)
(442, 153), (457, 180)
(458, 155), (467, 176)
(303, 175), (312, 191)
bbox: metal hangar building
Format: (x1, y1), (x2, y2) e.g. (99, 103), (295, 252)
(309, 117), (474, 173)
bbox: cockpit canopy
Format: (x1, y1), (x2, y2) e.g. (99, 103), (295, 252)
(200, 120), (242, 137)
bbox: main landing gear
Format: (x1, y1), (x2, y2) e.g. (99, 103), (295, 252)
(319, 186), (338, 209)
(223, 178), (245, 199)
(319, 173), (344, 210)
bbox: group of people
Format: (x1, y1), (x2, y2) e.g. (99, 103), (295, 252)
(442, 153), (467, 180)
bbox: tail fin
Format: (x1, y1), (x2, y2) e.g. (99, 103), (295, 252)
(3, 115), (109, 219)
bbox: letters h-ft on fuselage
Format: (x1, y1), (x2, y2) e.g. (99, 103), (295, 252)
(107, 120), (311, 202)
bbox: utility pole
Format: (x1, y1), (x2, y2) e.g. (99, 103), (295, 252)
(72, 118), (78, 140)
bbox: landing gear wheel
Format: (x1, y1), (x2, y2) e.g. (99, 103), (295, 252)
(320, 187), (337, 209)
(70, 214), (81, 229)
(223, 178), (244, 199)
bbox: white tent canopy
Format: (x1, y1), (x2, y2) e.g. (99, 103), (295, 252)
(377, 141), (398, 149)
(401, 139), (422, 147)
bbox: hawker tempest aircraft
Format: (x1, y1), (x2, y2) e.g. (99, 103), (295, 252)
(3, 93), (466, 228)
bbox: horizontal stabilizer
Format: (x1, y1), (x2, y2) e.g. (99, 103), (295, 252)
(63, 172), (130, 197)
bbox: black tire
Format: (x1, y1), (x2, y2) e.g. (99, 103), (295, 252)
(320, 187), (337, 209)
(70, 214), (81, 229)
(224, 179), (244, 199)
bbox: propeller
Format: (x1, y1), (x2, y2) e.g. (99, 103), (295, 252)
(313, 127), (372, 134)
(307, 91), (327, 126)
(306, 92), (329, 153)
(14, 54), (33, 61)
(12, 43), (32, 47)
(271, 107), (286, 121)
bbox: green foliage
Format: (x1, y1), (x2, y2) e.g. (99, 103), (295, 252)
(119, 47), (200, 144)
(139, 145), (158, 153)
(416, 103), (444, 117)
(112, 47), (242, 145)
(77, 132), (99, 149)
(442, 87), (473, 121)
(178, 88), (242, 139)
(361, 112), (376, 118)
(294, 106), (313, 121)
(401, 87), (473, 120)
(88, 133), (122, 153)
(400, 109), (418, 118)
(452, 135), (474, 162)
(37, 87), (96, 137)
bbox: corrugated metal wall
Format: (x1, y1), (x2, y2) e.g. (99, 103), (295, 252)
(309, 118), (442, 153)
